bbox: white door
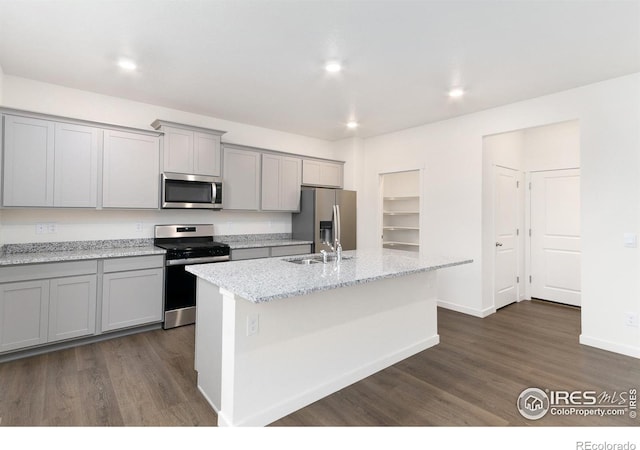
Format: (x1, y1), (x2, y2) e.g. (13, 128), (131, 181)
(494, 166), (521, 309)
(530, 169), (581, 306)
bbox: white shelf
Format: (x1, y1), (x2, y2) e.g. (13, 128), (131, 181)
(383, 241), (420, 247)
(381, 171), (420, 253)
(384, 196), (420, 201)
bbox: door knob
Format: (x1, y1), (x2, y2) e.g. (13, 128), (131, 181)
(495, 242), (503, 247)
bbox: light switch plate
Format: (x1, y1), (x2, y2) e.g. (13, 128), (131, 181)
(623, 233), (637, 248)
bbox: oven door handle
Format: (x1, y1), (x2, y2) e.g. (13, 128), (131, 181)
(166, 256), (230, 266)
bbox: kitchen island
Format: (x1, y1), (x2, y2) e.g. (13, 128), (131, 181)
(187, 248), (471, 427)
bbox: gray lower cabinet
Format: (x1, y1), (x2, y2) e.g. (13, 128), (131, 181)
(48, 275), (97, 342)
(0, 280), (49, 352)
(0, 261), (98, 353)
(101, 256), (164, 332)
(0, 255), (164, 355)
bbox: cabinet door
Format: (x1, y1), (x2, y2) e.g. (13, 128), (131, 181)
(302, 159), (343, 188)
(163, 126), (194, 174)
(54, 123), (99, 207)
(261, 153), (281, 210)
(103, 130), (160, 209)
(0, 280), (49, 352)
(194, 132), (221, 176)
(48, 275), (97, 342)
(101, 268), (163, 332)
(280, 156), (302, 211)
(319, 161), (343, 188)
(3, 115), (55, 206)
(222, 147), (260, 210)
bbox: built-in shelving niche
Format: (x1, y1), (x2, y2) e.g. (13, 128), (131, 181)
(381, 171), (420, 252)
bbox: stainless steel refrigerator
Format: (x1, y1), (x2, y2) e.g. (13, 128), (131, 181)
(292, 187), (357, 253)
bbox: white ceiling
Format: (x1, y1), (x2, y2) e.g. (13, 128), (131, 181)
(0, 0), (639, 141)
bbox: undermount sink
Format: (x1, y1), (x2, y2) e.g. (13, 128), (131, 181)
(285, 255), (353, 265)
(288, 258), (321, 265)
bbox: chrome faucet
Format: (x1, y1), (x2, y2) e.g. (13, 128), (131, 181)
(320, 239), (342, 264)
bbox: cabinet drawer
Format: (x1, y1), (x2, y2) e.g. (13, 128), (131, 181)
(0, 260), (97, 284)
(230, 247), (270, 261)
(103, 255), (164, 273)
(270, 245), (312, 257)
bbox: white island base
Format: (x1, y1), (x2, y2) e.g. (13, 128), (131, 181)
(194, 270), (438, 427)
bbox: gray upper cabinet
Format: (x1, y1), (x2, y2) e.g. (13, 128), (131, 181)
(162, 125), (194, 174)
(261, 154), (301, 211)
(194, 131), (221, 176)
(302, 159), (344, 188)
(102, 130), (160, 209)
(3, 115), (55, 206)
(2, 115), (99, 207)
(223, 146), (261, 210)
(53, 122), (99, 207)
(151, 120), (226, 176)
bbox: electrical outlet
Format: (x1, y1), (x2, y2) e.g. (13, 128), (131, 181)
(625, 312), (638, 328)
(246, 314), (260, 336)
(36, 223), (46, 234)
(135, 222), (143, 232)
(47, 223), (56, 234)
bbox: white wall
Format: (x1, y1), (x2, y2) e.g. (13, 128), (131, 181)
(361, 73), (640, 358)
(524, 120), (580, 171)
(484, 130), (525, 171)
(0, 76), (340, 243)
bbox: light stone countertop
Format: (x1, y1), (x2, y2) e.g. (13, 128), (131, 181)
(0, 242), (165, 266)
(186, 247), (472, 303)
(222, 239), (313, 249)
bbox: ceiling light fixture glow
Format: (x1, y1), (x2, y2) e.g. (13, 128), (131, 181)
(347, 121), (359, 129)
(325, 61), (342, 73)
(117, 59), (137, 71)
(448, 88), (465, 98)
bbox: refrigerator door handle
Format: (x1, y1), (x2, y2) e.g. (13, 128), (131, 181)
(335, 204), (341, 245)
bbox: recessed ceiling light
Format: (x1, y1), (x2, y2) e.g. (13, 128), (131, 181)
(117, 59), (137, 71)
(448, 88), (465, 98)
(346, 121), (359, 129)
(325, 61), (342, 73)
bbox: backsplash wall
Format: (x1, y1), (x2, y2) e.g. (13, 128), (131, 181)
(0, 208), (292, 244)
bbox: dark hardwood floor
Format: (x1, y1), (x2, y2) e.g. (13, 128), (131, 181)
(1, 300), (638, 426)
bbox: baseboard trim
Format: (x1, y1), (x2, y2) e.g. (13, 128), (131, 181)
(221, 334), (440, 427)
(437, 300), (495, 318)
(579, 334), (640, 359)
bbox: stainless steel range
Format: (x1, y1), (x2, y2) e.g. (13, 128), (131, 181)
(154, 224), (230, 329)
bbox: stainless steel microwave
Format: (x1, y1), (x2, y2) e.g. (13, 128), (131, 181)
(161, 172), (223, 209)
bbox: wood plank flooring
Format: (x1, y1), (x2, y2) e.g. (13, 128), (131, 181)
(0, 300), (638, 426)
